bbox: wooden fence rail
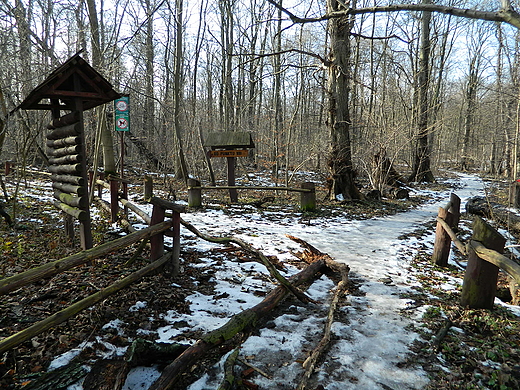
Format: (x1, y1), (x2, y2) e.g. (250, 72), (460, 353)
(187, 178), (316, 211)
(431, 194), (520, 309)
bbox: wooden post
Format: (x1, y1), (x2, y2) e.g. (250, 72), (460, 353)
(300, 182), (316, 211)
(509, 180), (520, 208)
(188, 178), (202, 207)
(150, 204), (166, 261)
(64, 214), (74, 244)
(461, 217), (506, 309)
(432, 207), (454, 267)
(98, 172), (104, 198)
(149, 197), (185, 264)
(110, 179), (119, 222)
(144, 175), (153, 201)
(227, 156), (238, 203)
(5, 161), (11, 176)
(449, 193), (461, 227)
(171, 211), (181, 276)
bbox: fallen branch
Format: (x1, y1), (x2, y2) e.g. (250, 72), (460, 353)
(297, 280), (347, 390)
(431, 319), (453, 353)
(217, 347), (241, 390)
(148, 257), (328, 390)
(180, 218), (315, 304)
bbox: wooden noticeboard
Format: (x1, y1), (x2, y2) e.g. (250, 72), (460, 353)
(209, 149), (248, 158)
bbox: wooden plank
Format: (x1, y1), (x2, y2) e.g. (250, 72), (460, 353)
(209, 149), (249, 158)
(49, 144), (81, 157)
(54, 201), (88, 221)
(47, 111), (80, 129)
(48, 163), (82, 175)
(54, 190), (87, 208)
(190, 185), (312, 193)
(47, 123), (81, 140)
(51, 174), (84, 186)
(49, 154), (82, 165)
(52, 181), (85, 196)
(46, 136), (81, 148)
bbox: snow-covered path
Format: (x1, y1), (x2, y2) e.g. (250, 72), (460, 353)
(168, 173), (485, 390)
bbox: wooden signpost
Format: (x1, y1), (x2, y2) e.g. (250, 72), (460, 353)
(204, 132), (254, 203)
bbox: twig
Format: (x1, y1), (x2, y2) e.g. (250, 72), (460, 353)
(431, 319), (453, 352)
(237, 358), (272, 379)
(297, 280), (347, 390)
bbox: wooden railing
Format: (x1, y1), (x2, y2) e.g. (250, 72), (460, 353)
(187, 178), (317, 211)
(432, 194), (520, 309)
(0, 183), (185, 354)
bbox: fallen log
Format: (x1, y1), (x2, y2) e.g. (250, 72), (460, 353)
(82, 359), (130, 390)
(148, 257), (329, 390)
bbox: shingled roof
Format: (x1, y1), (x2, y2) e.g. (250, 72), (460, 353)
(13, 52), (121, 113)
(204, 132), (255, 149)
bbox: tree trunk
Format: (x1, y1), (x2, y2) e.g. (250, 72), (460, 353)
(173, 0), (189, 181)
(326, 0), (361, 200)
(409, 0), (435, 183)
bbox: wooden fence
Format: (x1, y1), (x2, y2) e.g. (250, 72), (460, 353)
(0, 188), (184, 354)
(187, 178), (317, 211)
(432, 193), (520, 309)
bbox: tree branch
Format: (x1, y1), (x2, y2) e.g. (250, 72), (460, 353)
(266, 0), (520, 30)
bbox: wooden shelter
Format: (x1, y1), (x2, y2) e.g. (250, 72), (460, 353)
(14, 52), (121, 249)
(204, 131), (255, 202)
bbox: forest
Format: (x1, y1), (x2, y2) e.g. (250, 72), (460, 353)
(2, 1), (520, 390)
(1, 0), (520, 192)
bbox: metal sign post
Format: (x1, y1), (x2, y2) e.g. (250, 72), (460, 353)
(115, 96), (130, 217)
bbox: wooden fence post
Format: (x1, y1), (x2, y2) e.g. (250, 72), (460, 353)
(449, 193), (461, 227)
(432, 207), (454, 267)
(461, 217), (505, 309)
(150, 202), (166, 262)
(97, 172), (104, 198)
(300, 182), (316, 211)
(227, 156), (238, 203)
(188, 178), (202, 207)
(509, 180), (520, 208)
(144, 175), (153, 201)
(431, 193), (461, 267)
(110, 179), (119, 222)
(149, 197), (185, 275)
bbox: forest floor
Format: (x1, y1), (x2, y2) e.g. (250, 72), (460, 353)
(0, 167), (519, 389)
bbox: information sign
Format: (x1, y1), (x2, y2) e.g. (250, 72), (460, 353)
(114, 96), (130, 132)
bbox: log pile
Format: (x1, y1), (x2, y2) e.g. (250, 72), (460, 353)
(47, 112), (88, 222)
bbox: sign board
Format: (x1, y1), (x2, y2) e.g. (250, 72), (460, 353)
(114, 96), (130, 131)
(209, 149), (249, 158)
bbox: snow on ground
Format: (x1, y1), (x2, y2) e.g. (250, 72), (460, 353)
(48, 172), (504, 389)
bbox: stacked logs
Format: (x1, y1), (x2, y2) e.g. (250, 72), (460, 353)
(47, 112), (88, 221)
